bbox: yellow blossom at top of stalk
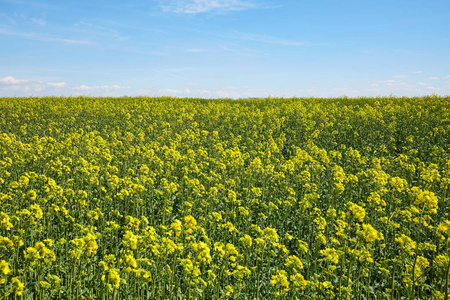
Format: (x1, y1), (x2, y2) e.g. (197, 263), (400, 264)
(0, 212), (13, 230)
(347, 202), (366, 222)
(0, 260), (11, 275)
(30, 204), (43, 219)
(437, 220), (450, 235)
(320, 248), (339, 264)
(285, 255), (304, 270)
(262, 227), (279, 242)
(271, 270), (289, 296)
(359, 224), (384, 242)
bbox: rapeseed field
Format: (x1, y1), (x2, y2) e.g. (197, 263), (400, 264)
(0, 96), (449, 299)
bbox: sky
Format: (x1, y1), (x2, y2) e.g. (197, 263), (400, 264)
(1, 0), (450, 98)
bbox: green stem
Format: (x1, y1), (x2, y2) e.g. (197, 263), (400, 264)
(411, 255), (418, 298)
(444, 256), (450, 300)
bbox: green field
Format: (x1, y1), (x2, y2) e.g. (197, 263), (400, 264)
(1, 96), (449, 299)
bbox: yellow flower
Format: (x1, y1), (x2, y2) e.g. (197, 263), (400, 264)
(83, 233), (99, 256)
(405, 256), (429, 279)
(30, 204), (43, 219)
(389, 176), (408, 192)
(290, 273), (308, 290)
(211, 212), (222, 222)
(123, 231), (140, 250)
(232, 265), (251, 280)
(184, 215), (197, 233)
(360, 224), (384, 242)
(395, 234), (416, 255)
(225, 285), (234, 296)
(12, 277), (25, 296)
(347, 202), (366, 222)
(437, 220), (450, 235)
(180, 258), (194, 275)
(239, 234), (253, 247)
(214, 242), (225, 257)
(271, 270), (289, 296)
(220, 221), (238, 233)
(410, 187), (439, 214)
(262, 227), (279, 242)
(35, 241), (56, 264)
(0, 212), (13, 230)
(226, 243), (239, 262)
(285, 255), (304, 270)
(192, 241), (212, 264)
(27, 189), (37, 201)
(0, 260), (11, 275)
(170, 219), (182, 232)
(24, 247), (41, 261)
(107, 268), (121, 289)
(162, 237), (177, 254)
(434, 254), (449, 268)
(298, 240), (309, 254)
(124, 253), (138, 268)
(320, 248), (339, 264)
(139, 164), (150, 175)
(0, 236), (14, 249)
(39, 281), (51, 289)
(99, 261), (109, 271)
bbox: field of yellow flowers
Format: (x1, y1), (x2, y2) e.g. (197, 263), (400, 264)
(0, 96), (449, 299)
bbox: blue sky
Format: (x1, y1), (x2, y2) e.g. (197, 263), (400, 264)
(1, 0), (449, 98)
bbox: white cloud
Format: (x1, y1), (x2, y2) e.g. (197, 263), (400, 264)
(427, 86), (440, 91)
(73, 85), (130, 91)
(31, 17), (46, 26)
(138, 86), (274, 99)
(392, 75), (409, 78)
(0, 76), (48, 93)
(416, 82), (429, 86)
(429, 77), (439, 80)
(47, 82), (66, 88)
(379, 80), (397, 83)
(370, 83), (378, 87)
(443, 75), (450, 79)
(412, 71), (422, 74)
(0, 76), (28, 84)
(0, 76), (68, 95)
(161, 0), (256, 14)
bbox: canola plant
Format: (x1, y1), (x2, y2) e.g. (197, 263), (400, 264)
(0, 96), (449, 299)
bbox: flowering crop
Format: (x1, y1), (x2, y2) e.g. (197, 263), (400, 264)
(0, 95), (449, 299)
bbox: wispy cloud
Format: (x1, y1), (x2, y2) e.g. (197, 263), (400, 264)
(429, 77), (439, 80)
(47, 82), (66, 88)
(0, 28), (91, 45)
(0, 76), (66, 94)
(138, 86), (273, 98)
(31, 17), (46, 26)
(392, 75), (409, 78)
(73, 85), (131, 91)
(229, 31), (311, 46)
(74, 21), (128, 41)
(444, 75), (450, 79)
(0, 76), (27, 84)
(161, 0), (257, 14)
(412, 71), (422, 74)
